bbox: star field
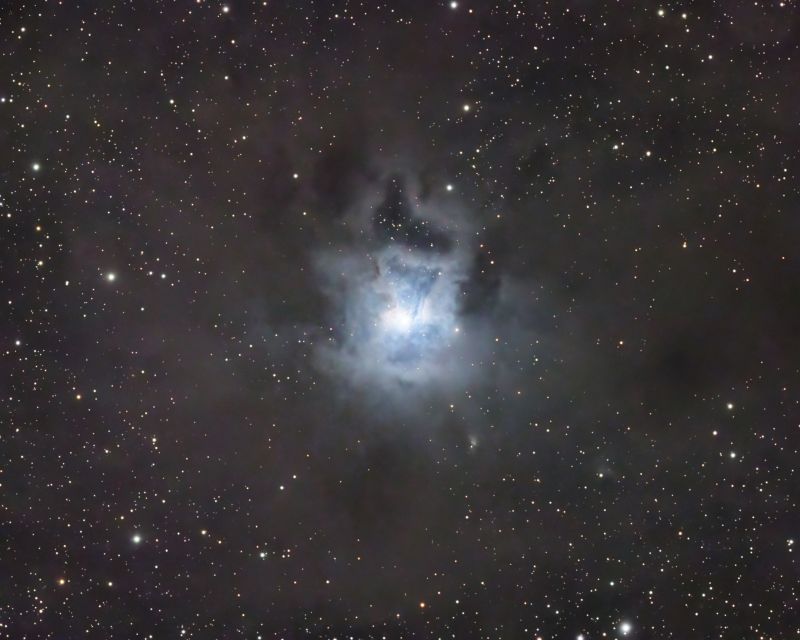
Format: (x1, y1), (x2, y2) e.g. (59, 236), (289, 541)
(1, 1), (799, 639)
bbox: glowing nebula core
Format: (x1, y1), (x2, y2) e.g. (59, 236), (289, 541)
(380, 306), (415, 334)
(365, 248), (461, 368)
(316, 240), (469, 390)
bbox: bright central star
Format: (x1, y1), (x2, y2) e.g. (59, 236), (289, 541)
(381, 306), (415, 333)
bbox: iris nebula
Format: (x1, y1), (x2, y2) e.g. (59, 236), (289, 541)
(314, 174), (473, 389)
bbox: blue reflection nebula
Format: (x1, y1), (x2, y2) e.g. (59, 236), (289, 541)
(373, 254), (455, 365)
(321, 242), (463, 385)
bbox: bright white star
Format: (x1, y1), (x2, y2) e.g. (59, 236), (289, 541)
(381, 307), (415, 333)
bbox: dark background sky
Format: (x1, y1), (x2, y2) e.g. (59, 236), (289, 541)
(1, 1), (798, 638)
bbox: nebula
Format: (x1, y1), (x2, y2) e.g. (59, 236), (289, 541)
(313, 172), (477, 391)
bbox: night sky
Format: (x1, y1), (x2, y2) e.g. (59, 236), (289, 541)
(2, 1), (799, 638)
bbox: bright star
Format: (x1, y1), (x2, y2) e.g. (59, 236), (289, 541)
(382, 307), (415, 333)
